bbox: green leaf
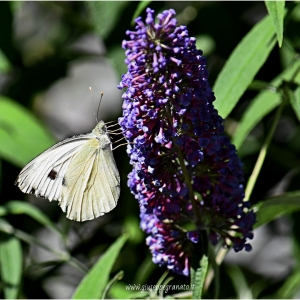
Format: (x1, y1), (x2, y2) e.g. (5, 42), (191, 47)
(0, 201), (63, 237)
(9, 1), (24, 13)
(195, 34), (216, 56)
(227, 265), (252, 299)
(235, 91), (280, 150)
(133, 255), (156, 285)
(281, 38), (297, 68)
(254, 191), (300, 228)
(265, 1), (285, 47)
(233, 60), (300, 149)
(107, 281), (133, 299)
(123, 215), (144, 244)
(131, 1), (152, 26)
(0, 97), (55, 167)
(155, 270), (169, 294)
(248, 80), (273, 91)
(0, 2), (20, 66)
(0, 48), (11, 73)
(291, 87), (300, 122)
(87, 1), (129, 40)
(72, 234), (128, 299)
(0, 226), (22, 299)
(291, 1), (300, 20)
(191, 255), (208, 299)
(276, 269), (300, 298)
(238, 136), (261, 158)
(107, 46), (127, 80)
(213, 15), (277, 118)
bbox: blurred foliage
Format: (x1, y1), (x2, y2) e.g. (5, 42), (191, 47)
(0, 1), (300, 299)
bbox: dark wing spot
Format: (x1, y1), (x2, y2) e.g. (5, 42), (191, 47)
(48, 170), (58, 180)
(30, 187), (36, 194)
(62, 177), (67, 187)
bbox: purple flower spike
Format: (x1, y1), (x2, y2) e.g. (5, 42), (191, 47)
(118, 8), (256, 276)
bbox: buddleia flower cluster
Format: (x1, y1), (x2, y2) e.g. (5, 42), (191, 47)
(118, 8), (256, 276)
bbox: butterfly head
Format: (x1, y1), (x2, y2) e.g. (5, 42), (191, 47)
(93, 120), (107, 136)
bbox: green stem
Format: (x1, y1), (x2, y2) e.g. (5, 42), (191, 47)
(101, 270), (124, 299)
(209, 244), (220, 299)
(69, 257), (89, 274)
(0, 221), (87, 275)
(290, 62), (300, 82)
(244, 92), (286, 201)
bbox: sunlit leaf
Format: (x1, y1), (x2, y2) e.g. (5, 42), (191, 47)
(291, 87), (300, 122)
(0, 97), (55, 167)
(0, 221), (22, 299)
(72, 234), (128, 299)
(265, 1), (285, 47)
(235, 91), (280, 149)
(233, 60), (300, 149)
(213, 15), (276, 118)
(106, 280), (133, 299)
(191, 255), (208, 299)
(254, 191), (300, 228)
(131, 1), (152, 26)
(281, 38), (298, 68)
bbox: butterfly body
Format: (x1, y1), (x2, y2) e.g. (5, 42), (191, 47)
(15, 121), (120, 222)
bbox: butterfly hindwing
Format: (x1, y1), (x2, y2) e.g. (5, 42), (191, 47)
(59, 135), (120, 222)
(98, 141), (120, 210)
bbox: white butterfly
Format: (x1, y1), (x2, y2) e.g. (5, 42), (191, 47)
(15, 120), (120, 222)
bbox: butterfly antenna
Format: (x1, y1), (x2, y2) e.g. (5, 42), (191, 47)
(89, 87), (98, 123)
(97, 92), (104, 123)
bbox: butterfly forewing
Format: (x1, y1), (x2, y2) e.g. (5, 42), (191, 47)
(15, 135), (91, 199)
(15, 121), (121, 222)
